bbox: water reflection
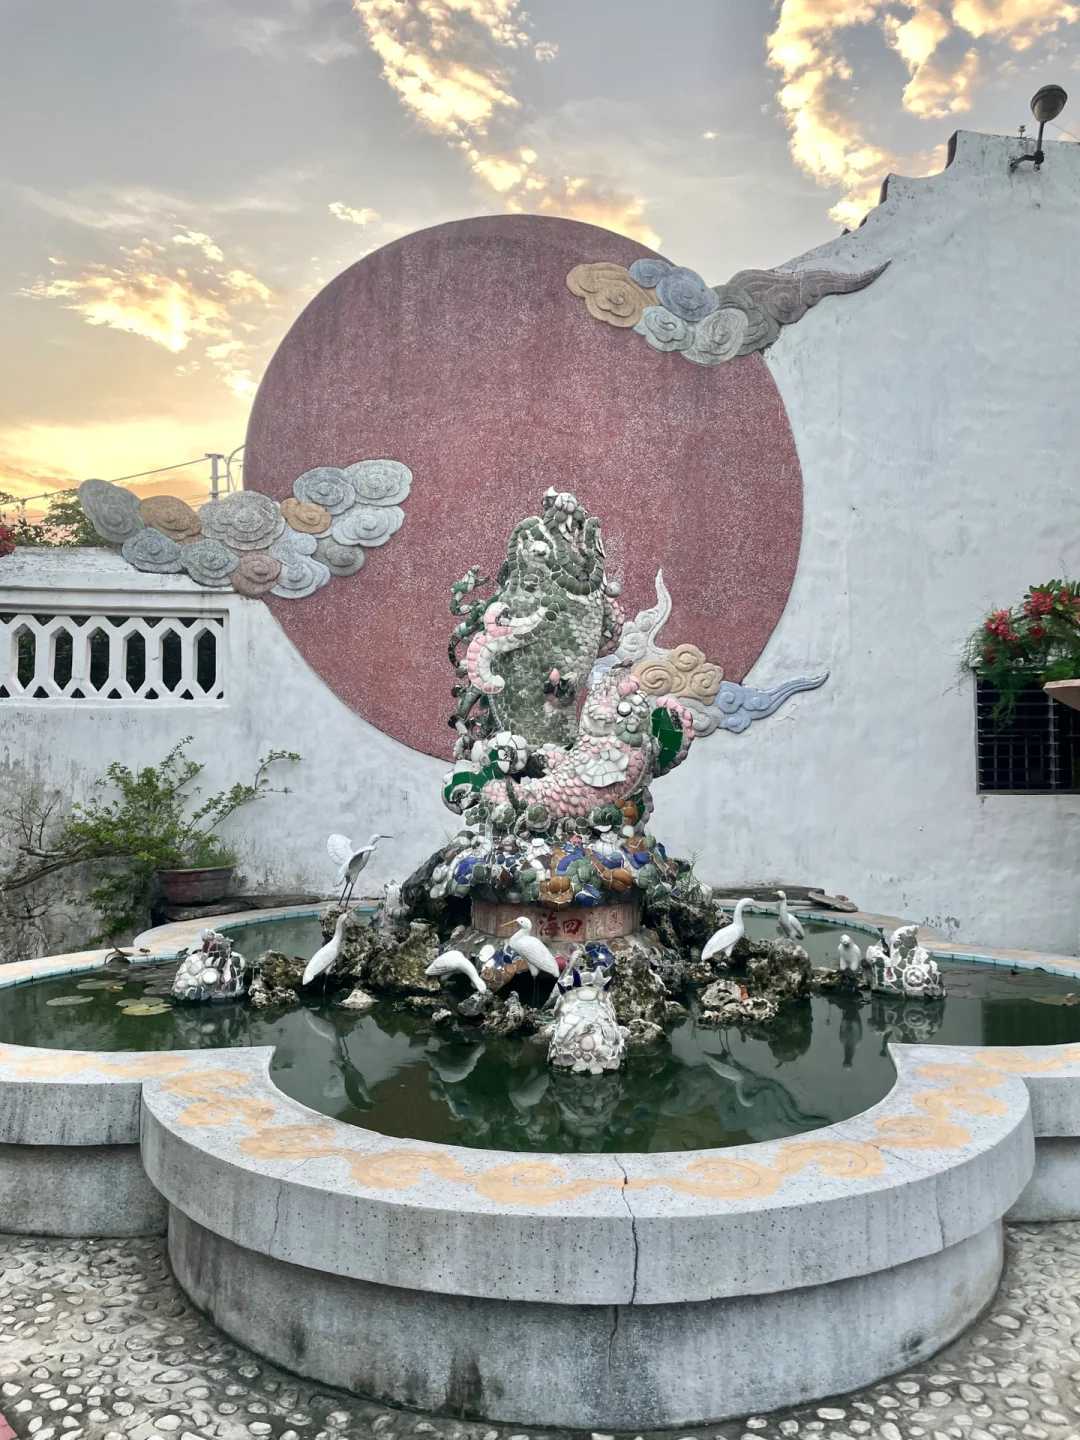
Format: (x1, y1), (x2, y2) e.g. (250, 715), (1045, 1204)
(4, 952), (1080, 1154)
(869, 994), (946, 1052)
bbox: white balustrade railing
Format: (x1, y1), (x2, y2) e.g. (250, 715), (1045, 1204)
(0, 610), (226, 703)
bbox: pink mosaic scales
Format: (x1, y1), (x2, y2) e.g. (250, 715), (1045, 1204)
(480, 672), (693, 817)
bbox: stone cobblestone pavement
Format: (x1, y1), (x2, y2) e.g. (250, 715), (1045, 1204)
(2, 1224), (1080, 1440)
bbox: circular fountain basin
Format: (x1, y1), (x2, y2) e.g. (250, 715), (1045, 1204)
(3, 911), (1080, 1154)
(3, 904), (1080, 1429)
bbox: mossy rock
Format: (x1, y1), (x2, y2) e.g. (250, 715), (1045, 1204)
(256, 949), (306, 998)
(608, 948), (669, 1026)
(746, 939), (812, 1000)
(364, 921), (443, 996)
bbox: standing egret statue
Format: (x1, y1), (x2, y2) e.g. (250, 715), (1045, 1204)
(327, 832), (391, 905)
(302, 910), (350, 987)
(506, 917), (562, 982)
(776, 890), (805, 942)
(506, 916), (562, 1004)
(702, 898), (753, 963)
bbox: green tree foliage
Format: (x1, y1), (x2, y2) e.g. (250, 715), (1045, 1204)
(0, 489), (102, 548)
(13, 738), (300, 940)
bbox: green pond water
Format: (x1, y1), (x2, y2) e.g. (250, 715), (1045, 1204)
(3, 913), (1079, 1154)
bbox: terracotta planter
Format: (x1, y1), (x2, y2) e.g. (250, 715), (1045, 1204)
(157, 865), (235, 905)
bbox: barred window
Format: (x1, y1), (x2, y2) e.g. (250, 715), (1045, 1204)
(0, 611), (225, 703)
(976, 677), (1080, 793)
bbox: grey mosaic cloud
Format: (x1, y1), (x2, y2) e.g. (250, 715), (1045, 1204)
(346, 459), (412, 506)
(683, 307), (750, 366)
(635, 306), (694, 353)
(572, 256), (890, 368)
(293, 467), (357, 515)
(270, 553), (332, 600)
(77, 479), (145, 546)
(180, 538), (240, 588)
(331, 503), (405, 548)
(79, 456), (411, 599)
(199, 492), (285, 551)
(628, 257), (673, 289)
(121, 527), (184, 574)
(314, 536), (367, 576)
(655, 266), (719, 324)
(269, 526), (318, 559)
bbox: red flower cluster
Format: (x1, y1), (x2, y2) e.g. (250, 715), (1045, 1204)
(0, 523), (15, 559)
(984, 609), (1019, 644)
(1024, 589), (1055, 617)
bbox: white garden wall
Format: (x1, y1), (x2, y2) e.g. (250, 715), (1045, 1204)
(2, 130), (1079, 954)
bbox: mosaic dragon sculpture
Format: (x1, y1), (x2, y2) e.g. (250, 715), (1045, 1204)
(443, 490), (694, 845)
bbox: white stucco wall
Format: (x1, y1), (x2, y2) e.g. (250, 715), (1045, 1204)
(0, 549), (448, 920)
(2, 130), (1079, 952)
(663, 129), (1080, 952)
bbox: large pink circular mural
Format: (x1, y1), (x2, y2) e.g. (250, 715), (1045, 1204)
(245, 215), (802, 759)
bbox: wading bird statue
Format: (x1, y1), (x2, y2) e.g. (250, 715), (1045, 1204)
(702, 897), (753, 963)
(327, 831), (391, 905)
(507, 917), (562, 981)
(302, 910), (350, 987)
(425, 946), (491, 994)
(776, 890), (805, 941)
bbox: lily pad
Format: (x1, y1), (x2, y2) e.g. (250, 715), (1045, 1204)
(46, 995), (93, 1007)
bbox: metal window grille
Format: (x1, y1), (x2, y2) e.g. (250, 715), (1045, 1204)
(0, 611), (225, 703)
(975, 677), (1080, 793)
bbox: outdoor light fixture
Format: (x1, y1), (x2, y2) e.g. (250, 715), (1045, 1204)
(1010, 84), (1068, 171)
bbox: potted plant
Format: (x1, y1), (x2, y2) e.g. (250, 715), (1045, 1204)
(963, 579), (1080, 723)
(156, 832), (240, 906)
(58, 737), (300, 937)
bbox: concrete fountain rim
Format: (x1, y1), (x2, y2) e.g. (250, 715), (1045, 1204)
(0, 899), (1076, 1307)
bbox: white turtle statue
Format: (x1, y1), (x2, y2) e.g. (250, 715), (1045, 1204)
(547, 964), (627, 1075)
(864, 924), (945, 999)
(171, 928), (247, 1003)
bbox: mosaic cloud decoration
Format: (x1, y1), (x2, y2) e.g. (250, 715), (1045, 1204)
(566, 256), (889, 364)
(78, 460), (410, 600)
(592, 569), (827, 736)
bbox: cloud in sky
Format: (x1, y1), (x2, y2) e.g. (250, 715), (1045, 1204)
(179, 0), (361, 65)
(0, 415), (241, 515)
(353, 0), (661, 246)
(766, 0), (1080, 226)
(329, 201), (381, 225)
(22, 235), (274, 399)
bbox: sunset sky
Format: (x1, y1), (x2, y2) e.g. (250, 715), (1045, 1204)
(2, 0), (1077, 513)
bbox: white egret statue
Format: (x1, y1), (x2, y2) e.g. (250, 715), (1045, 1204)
(702, 897), (753, 963)
(302, 911), (350, 987)
(327, 832), (391, 906)
(837, 934), (862, 974)
(776, 890), (805, 942)
(424, 947), (490, 994)
(507, 917), (562, 981)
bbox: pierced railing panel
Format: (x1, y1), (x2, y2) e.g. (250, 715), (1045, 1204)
(0, 611), (226, 703)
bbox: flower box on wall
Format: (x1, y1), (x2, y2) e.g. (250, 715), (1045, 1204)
(1045, 680), (1080, 713)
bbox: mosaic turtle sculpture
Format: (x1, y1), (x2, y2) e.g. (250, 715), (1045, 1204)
(864, 924), (946, 999)
(171, 929), (247, 1003)
(547, 963), (627, 1074)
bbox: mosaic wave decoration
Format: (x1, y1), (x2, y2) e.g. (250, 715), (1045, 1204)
(566, 257), (889, 365)
(77, 460), (411, 600)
